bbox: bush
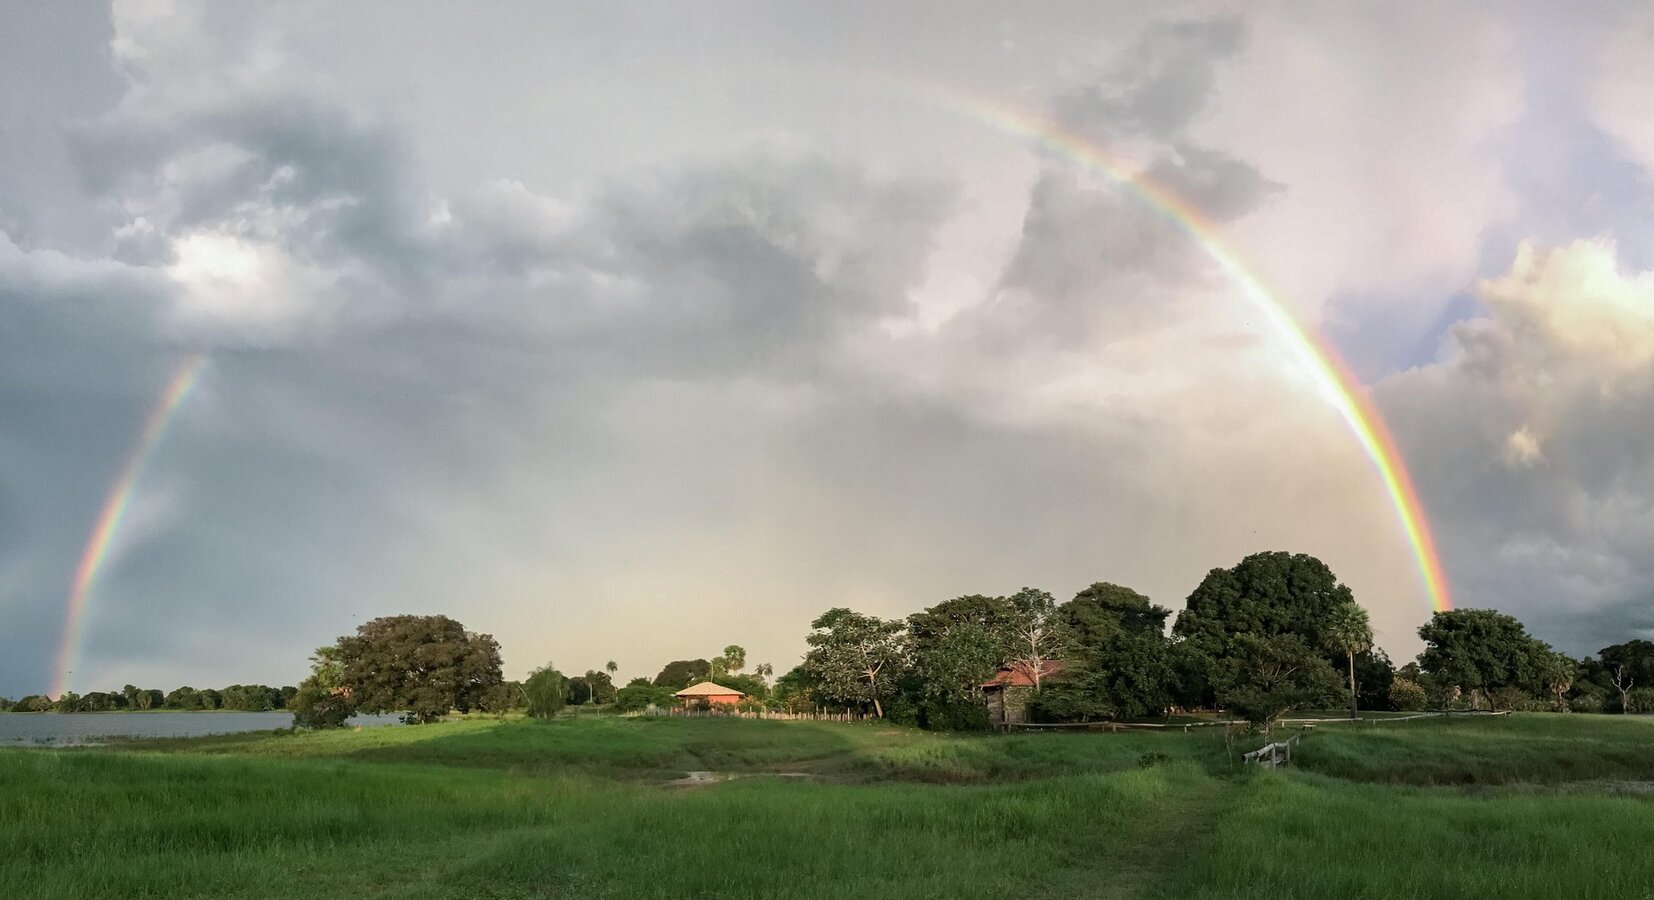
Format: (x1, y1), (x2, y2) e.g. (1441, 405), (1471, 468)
(1570, 692), (1605, 714)
(524, 666), (569, 719)
(919, 697), (991, 732)
(613, 684), (675, 713)
(1489, 686), (1531, 712)
(290, 681), (353, 729)
(1137, 751), (1170, 769)
(1627, 687), (1654, 714)
(1389, 678), (1429, 712)
(13, 695), (53, 712)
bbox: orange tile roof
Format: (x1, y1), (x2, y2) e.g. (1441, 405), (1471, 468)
(982, 660), (1064, 688)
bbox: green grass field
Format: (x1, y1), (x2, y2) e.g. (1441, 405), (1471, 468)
(4, 714), (1654, 899)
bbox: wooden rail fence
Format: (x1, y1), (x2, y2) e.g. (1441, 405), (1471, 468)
(1242, 732), (1301, 768)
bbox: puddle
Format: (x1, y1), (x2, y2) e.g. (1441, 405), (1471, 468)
(663, 770), (816, 788)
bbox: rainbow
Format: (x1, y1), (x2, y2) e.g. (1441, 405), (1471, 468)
(51, 355), (207, 698)
(915, 86), (1453, 614)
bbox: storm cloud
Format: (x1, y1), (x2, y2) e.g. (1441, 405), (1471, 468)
(3, 2), (1654, 695)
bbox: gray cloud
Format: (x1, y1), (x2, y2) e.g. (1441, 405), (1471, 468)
(1380, 240), (1654, 654)
(4, 2), (1653, 697)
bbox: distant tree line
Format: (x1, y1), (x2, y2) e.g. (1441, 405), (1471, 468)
(527, 644), (778, 718)
(2, 683), (298, 714)
(771, 550), (1654, 731)
(15, 552), (1644, 734)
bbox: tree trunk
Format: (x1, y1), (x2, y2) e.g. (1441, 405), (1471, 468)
(872, 696), (883, 718)
(1347, 651), (1358, 720)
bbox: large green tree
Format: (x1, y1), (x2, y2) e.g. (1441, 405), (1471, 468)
(1173, 551), (1359, 704)
(1416, 609), (1553, 710)
(907, 594), (1017, 714)
(652, 659), (711, 690)
(803, 608), (905, 718)
(1596, 640), (1654, 712)
(1038, 582), (1174, 721)
(335, 615), (503, 723)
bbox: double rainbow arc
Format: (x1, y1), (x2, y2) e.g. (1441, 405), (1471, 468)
(49, 88), (1457, 696)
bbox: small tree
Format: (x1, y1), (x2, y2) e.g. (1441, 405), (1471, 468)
(1005, 588), (1065, 691)
(291, 645), (353, 729)
(1389, 677), (1429, 712)
(1544, 653), (1577, 713)
(1214, 633), (1342, 735)
(803, 608), (905, 718)
(1325, 602), (1373, 719)
(524, 664), (569, 719)
(712, 645), (747, 680)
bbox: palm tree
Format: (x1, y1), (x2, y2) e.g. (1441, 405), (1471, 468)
(1327, 602), (1373, 720)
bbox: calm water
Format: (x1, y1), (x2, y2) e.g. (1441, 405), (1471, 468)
(0, 711), (405, 745)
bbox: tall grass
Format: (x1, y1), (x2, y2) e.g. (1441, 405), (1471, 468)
(6, 713), (1654, 898)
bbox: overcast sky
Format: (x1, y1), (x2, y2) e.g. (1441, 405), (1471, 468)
(5, 2), (1654, 696)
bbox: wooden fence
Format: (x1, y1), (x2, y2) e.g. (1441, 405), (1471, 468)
(1241, 732), (1301, 768)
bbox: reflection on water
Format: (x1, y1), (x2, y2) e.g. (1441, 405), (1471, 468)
(0, 711), (404, 745)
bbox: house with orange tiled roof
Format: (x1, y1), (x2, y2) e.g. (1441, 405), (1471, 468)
(982, 660), (1065, 725)
(674, 680), (745, 709)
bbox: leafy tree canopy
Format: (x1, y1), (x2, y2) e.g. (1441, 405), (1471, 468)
(1416, 609), (1554, 707)
(1038, 583), (1173, 722)
(803, 607), (905, 717)
(907, 594), (1018, 705)
(653, 659), (711, 690)
(1213, 633), (1342, 730)
(524, 664), (569, 719)
(1174, 551), (1356, 660)
(335, 614), (503, 723)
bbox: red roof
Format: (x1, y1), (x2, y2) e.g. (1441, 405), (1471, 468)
(982, 660), (1064, 688)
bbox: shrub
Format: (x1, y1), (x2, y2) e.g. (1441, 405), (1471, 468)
(920, 698), (991, 732)
(1389, 678), (1428, 712)
(1489, 686), (1531, 712)
(1138, 751), (1170, 769)
(290, 681), (353, 729)
(613, 684), (674, 713)
(1627, 687), (1654, 714)
(524, 666), (570, 719)
(1570, 692), (1605, 714)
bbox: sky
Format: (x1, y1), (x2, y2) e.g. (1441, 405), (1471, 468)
(5, 1), (1654, 696)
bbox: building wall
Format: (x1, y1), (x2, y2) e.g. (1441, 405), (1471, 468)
(679, 694), (743, 707)
(985, 686), (1035, 724)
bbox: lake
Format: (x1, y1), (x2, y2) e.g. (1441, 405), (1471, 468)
(0, 711), (405, 745)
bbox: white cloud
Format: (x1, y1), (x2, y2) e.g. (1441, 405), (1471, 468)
(1590, 8), (1654, 178)
(1380, 238), (1654, 650)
